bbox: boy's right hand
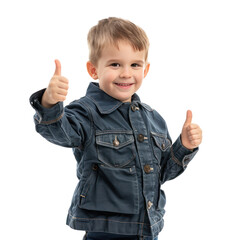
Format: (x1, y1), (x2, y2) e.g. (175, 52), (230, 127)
(41, 59), (69, 108)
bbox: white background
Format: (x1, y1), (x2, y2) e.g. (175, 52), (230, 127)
(1, 0), (239, 239)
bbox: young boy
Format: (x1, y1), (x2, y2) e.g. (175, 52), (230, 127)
(30, 17), (202, 240)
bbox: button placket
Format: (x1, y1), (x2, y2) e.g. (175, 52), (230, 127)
(129, 102), (156, 234)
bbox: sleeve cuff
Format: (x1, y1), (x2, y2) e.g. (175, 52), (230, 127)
(29, 89), (64, 124)
(171, 136), (198, 169)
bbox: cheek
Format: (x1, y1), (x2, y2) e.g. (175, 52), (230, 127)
(100, 70), (116, 82)
(99, 71), (117, 91)
(136, 71), (145, 82)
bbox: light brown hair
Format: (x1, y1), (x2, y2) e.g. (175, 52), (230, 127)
(87, 17), (150, 65)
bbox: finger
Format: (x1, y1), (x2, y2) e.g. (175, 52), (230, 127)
(188, 134), (202, 141)
(54, 59), (61, 76)
(57, 82), (69, 90)
(56, 88), (68, 96)
(187, 128), (202, 136)
(187, 124), (200, 131)
(190, 138), (202, 147)
(55, 94), (67, 102)
(58, 76), (69, 84)
(51, 76), (69, 85)
(52, 92), (67, 102)
(184, 110), (192, 127)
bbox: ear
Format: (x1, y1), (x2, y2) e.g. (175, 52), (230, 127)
(87, 61), (98, 80)
(144, 63), (150, 78)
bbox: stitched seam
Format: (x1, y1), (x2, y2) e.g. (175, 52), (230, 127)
(170, 146), (183, 166)
(151, 135), (171, 152)
(39, 112), (64, 125)
(140, 103), (153, 112)
(68, 213), (149, 225)
(96, 130), (133, 135)
(96, 142), (136, 168)
(140, 210), (146, 237)
(79, 101), (94, 150)
(150, 218), (163, 228)
(96, 138), (134, 149)
(81, 170), (94, 197)
(86, 95), (122, 114)
(86, 95), (102, 111)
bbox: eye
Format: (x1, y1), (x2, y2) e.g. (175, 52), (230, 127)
(131, 63), (141, 68)
(110, 63), (120, 67)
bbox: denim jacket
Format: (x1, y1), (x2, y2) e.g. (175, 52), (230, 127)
(30, 82), (198, 239)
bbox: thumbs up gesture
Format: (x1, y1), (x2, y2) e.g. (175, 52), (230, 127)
(181, 110), (202, 150)
(41, 59), (69, 108)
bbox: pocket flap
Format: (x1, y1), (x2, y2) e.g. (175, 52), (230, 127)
(96, 130), (135, 167)
(96, 130), (134, 149)
(151, 132), (171, 151)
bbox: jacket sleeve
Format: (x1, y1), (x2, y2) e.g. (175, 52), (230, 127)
(160, 131), (198, 185)
(29, 89), (92, 148)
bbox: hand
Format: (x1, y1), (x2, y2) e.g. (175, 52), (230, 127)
(41, 59), (69, 108)
(181, 110), (202, 150)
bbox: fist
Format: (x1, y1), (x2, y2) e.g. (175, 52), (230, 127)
(181, 110), (202, 150)
(42, 59), (69, 108)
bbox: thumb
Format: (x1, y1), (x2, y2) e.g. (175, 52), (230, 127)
(184, 110), (192, 127)
(54, 59), (61, 76)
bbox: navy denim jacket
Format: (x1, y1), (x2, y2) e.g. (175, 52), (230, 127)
(30, 82), (198, 239)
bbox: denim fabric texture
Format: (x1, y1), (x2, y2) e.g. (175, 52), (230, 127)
(30, 82), (198, 239)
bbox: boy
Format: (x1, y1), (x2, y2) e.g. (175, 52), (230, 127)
(30, 17), (202, 240)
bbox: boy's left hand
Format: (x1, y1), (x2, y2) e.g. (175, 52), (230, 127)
(181, 110), (202, 150)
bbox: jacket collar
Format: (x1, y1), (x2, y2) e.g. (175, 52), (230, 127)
(85, 82), (153, 114)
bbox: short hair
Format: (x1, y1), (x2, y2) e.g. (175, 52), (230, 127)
(87, 17), (150, 65)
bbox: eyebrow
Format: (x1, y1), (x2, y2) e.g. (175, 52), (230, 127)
(133, 60), (145, 64)
(106, 59), (145, 64)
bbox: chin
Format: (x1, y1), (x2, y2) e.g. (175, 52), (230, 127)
(118, 96), (132, 102)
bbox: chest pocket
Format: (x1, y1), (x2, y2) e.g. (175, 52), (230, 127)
(151, 132), (171, 164)
(96, 130), (135, 168)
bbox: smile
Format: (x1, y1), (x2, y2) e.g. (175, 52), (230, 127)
(114, 83), (134, 89)
(115, 83), (134, 86)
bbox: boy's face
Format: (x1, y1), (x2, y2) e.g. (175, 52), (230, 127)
(87, 41), (150, 102)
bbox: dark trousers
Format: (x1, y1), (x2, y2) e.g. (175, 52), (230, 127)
(83, 232), (158, 240)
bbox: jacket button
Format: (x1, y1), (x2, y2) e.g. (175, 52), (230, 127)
(147, 201), (153, 210)
(137, 134), (145, 142)
(131, 105), (139, 112)
(92, 164), (98, 170)
(113, 136), (120, 147)
(161, 143), (165, 150)
(144, 165), (153, 174)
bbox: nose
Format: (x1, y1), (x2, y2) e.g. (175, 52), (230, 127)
(120, 66), (132, 79)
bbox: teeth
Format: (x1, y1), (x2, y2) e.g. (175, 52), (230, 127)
(116, 83), (131, 86)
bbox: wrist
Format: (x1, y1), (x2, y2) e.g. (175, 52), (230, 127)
(41, 90), (56, 108)
(180, 134), (194, 151)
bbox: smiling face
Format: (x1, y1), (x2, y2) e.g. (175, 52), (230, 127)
(87, 41), (150, 102)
